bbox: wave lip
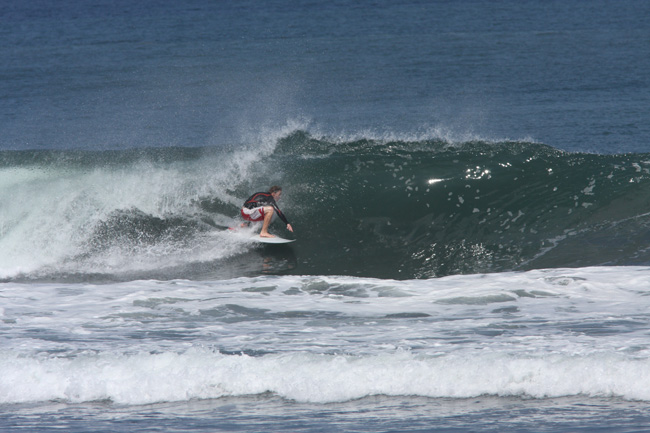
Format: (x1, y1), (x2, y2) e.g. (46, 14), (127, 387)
(2, 350), (649, 405)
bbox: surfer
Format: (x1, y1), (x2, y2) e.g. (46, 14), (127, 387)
(241, 186), (294, 238)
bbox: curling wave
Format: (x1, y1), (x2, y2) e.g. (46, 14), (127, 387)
(3, 130), (650, 280)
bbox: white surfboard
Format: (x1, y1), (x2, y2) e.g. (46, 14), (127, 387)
(250, 234), (295, 244)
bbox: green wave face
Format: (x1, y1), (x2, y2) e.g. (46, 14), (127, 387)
(3, 131), (650, 281)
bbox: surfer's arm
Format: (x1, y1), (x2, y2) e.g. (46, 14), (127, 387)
(273, 203), (290, 226)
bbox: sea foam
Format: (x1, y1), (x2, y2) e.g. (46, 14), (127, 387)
(2, 349), (650, 405)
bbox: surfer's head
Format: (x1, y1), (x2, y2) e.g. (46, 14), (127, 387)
(269, 185), (282, 200)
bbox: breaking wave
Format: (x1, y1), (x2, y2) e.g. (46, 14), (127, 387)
(3, 129), (650, 280)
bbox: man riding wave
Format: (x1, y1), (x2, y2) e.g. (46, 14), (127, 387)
(241, 186), (294, 238)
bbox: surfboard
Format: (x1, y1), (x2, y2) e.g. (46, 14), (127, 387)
(250, 234), (295, 244)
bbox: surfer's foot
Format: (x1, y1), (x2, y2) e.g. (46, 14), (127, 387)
(260, 231), (276, 238)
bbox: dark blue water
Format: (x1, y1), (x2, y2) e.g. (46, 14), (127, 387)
(3, 1), (650, 432)
(3, 0), (649, 153)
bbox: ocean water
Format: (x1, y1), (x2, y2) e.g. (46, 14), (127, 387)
(2, 0), (650, 432)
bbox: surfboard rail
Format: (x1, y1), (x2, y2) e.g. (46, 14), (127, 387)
(249, 234), (295, 244)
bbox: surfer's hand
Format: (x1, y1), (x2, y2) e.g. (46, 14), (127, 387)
(287, 224), (294, 233)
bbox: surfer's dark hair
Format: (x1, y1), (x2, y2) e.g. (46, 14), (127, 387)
(269, 186), (282, 194)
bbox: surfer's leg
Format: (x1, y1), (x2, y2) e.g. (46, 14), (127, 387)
(241, 207), (264, 229)
(259, 206), (275, 238)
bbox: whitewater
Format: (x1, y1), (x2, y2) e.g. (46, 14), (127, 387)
(3, 267), (650, 405)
